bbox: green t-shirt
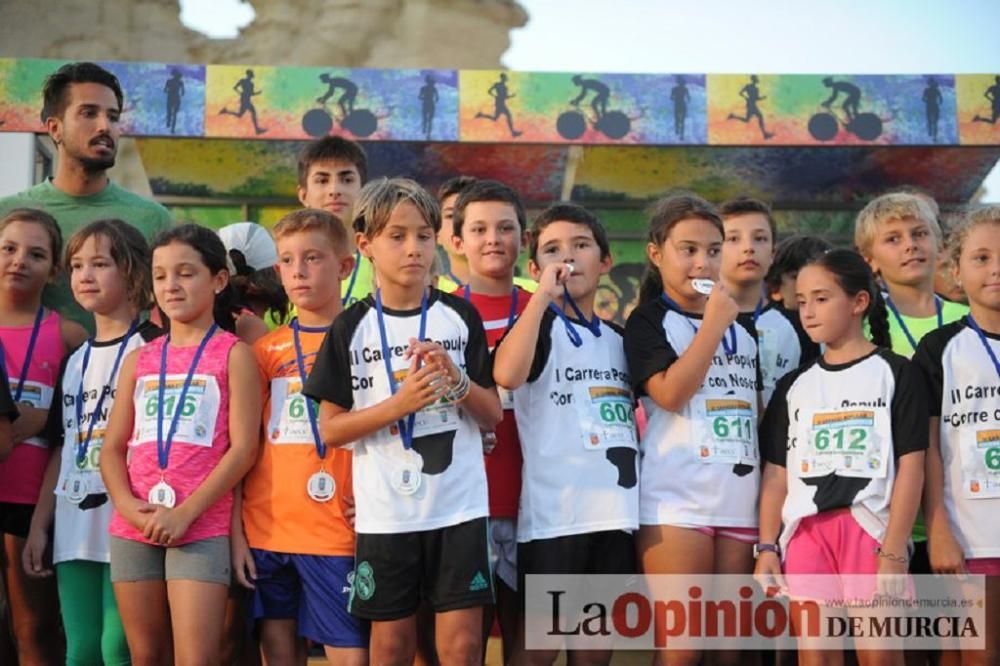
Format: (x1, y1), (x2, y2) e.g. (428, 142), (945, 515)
(884, 296), (968, 543)
(0, 179), (173, 331)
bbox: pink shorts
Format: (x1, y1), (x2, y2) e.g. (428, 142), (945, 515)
(783, 508), (883, 601)
(690, 525), (757, 544)
(966, 558), (1000, 576)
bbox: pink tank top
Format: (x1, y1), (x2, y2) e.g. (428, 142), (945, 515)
(0, 310), (63, 504)
(109, 330), (238, 546)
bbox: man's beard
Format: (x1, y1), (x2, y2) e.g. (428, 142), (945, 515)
(78, 154), (116, 173)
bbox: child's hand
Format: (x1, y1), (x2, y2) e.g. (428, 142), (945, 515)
(141, 505), (194, 546)
(122, 497), (157, 531)
(408, 339), (460, 384)
(876, 552), (910, 598)
(536, 262), (574, 303)
(928, 528), (967, 575)
(392, 354), (449, 417)
(231, 531), (257, 589)
(342, 494), (356, 529)
(21, 526), (52, 578)
(702, 281), (740, 335)
(752, 552), (786, 598)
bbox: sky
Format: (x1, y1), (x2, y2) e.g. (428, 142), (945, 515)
(181, 0), (1000, 199)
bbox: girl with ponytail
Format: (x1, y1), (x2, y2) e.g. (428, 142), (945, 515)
(756, 248), (928, 662)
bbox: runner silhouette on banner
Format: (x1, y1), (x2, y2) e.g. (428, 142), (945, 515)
(728, 75), (774, 140)
(219, 69), (267, 135)
(475, 73), (522, 138)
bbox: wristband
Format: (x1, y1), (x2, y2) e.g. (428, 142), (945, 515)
(875, 547), (909, 564)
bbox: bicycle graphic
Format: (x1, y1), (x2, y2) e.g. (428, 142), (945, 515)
(556, 75), (637, 140)
(807, 78), (884, 142)
(301, 74), (379, 138)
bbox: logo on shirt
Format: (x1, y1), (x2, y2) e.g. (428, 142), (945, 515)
(469, 570), (489, 592)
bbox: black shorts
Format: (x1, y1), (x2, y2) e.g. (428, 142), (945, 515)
(349, 517), (493, 621)
(517, 529), (637, 611)
(0, 502), (34, 538)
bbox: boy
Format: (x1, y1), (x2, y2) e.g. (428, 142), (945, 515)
(764, 234), (833, 310)
(719, 198), (821, 407)
(451, 179), (532, 661)
(493, 204), (638, 666)
(234, 209), (367, 664)
(304, 179), (502, 665)
(436, 176), (478, 291)
(295, 136), (370, 306)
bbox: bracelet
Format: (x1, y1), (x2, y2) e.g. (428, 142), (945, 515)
(445, 369), (471, 402)
(875, 547), (909, 564)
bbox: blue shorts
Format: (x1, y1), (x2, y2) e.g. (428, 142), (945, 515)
(251, 549), (369, 648)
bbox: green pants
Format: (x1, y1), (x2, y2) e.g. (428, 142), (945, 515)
(56, 560), (130, 666)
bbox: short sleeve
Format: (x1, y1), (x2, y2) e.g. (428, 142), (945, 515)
(461, 303), (495, 388)
(42, 359), (68, 444)
(890, 359), (930, 458)
(494, 307), (555, 385)
(623, 303), (678, 396)
(912, 330), (948, 418)
(737, 314), (764, 392)
(303, 313), (356, 411)
(759, 371), (794, 467)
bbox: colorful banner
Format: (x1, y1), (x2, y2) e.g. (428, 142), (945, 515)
(1, 58), (997, 146)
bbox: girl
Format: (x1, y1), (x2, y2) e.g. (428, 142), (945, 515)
(0, 207), (87, 664)
(101, 223), (261, 665)
(624, 195), (761, 666)
(915, 206), (1000, 665)
(22, 219), (160, 666)
(217, 221), (289, 344)
(756, 249), (926, 663)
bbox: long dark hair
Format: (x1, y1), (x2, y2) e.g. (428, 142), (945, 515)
(638, 194), (723, 304)
(150, 224), (240, 333)
(805, 249), (891, 348)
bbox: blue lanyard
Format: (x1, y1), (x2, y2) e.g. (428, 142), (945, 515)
(342, 250), (362, 305)
(886, 295), (942, 352)
(752, 298), (764, 325)
(967, 316), (1000, 382)
(156, 324), (218, 471)
(462, 285), (520, 332)
(549, 285), (601, 348)
(291, 318), (326, 459)
(447, 270), (463, 287)
(9, 306), (45, 402)
(662, 293), (737, 357)
(75, 320), (139, 467)
(375, 289), (428, 450)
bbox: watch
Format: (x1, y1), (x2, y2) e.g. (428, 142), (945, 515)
(753, 543), (781, 559)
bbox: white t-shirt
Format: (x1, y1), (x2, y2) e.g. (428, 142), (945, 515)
(756, 305), (819, 408)
(625, 298), (762, 528)
(507, 307), (639, 542)
(761, 349), (928, 556)
(914, 318), (1000, 558)
(47, 323), (158, 564)
(304, 290), (491, 534)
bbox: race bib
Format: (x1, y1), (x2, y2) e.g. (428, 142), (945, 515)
(698, 398), (757, 465)
(499, 385), (515, 411)
(54, 428), (107, 496)
(959, 428), (1000, 500)
(392, 368), (460, 438)
(9, 380), (53, 448)
(575, 384), (637, 450)
(133, 374), (220, 448)
(267, 377), (315, 445)
(799, 409), (888, 479)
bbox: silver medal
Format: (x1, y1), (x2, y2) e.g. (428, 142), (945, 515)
(481, 430), (498, 455)
(307, 471), (336, 502)
(691, 279), (715, 295)
(64, 473), (89, 504)
(148, 480), (177, 508)
(391, 463), (422, 496)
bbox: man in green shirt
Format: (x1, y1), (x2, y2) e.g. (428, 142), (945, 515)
(0, 62), (172, 331)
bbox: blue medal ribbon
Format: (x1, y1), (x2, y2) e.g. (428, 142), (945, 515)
(75, 319), (140, 468)
(886, 295), (942, 352)
(341, 250), (362, 306)
(752, 297), (764, 325)
(549, 285), (601, 348)
(462, 285), (520, 332)
(375, 289), (428, 450)
(662, 293), (738, 357)
(446, 270), (463, 287)
(11, 306), (45, 402)
(291, 318), (326, 459)
(966, 316), (1000, 382)
(156, 324), (218, 473)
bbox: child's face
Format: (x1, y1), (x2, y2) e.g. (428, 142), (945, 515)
(454, 201), (524, 280)
(0, 221), (56, 299)
(721, 213), (773, 288)
(865, 217), (938, 289)
(69, 234), (129, 316)
(297, 159), (362, 219)
(359, 202), (436, 291)
(276, 230), (354, 312)
(955, 223), (1000, 313)
(530, 220), (611, 301)
(152, 241), (227, 325)
(437, 193), (464, 260)
(796, 264), (868, 345)
(648, 218), (721, 305)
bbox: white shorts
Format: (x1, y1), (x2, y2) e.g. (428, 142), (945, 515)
(488, 518), (518, 591)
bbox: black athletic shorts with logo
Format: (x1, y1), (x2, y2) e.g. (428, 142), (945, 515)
(348, 517), (493, 621)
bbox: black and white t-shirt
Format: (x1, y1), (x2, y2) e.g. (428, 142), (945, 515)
(0, 362), (17, 424)
(506, 308), (639, 542)
(45, 322), (160, 564)
(756, 304), (820, 408)
(625, 298), (762, 528)
(304, 290), (492, 534)
(914, 318), (1000, 558)
(760, 349), (928, 555)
